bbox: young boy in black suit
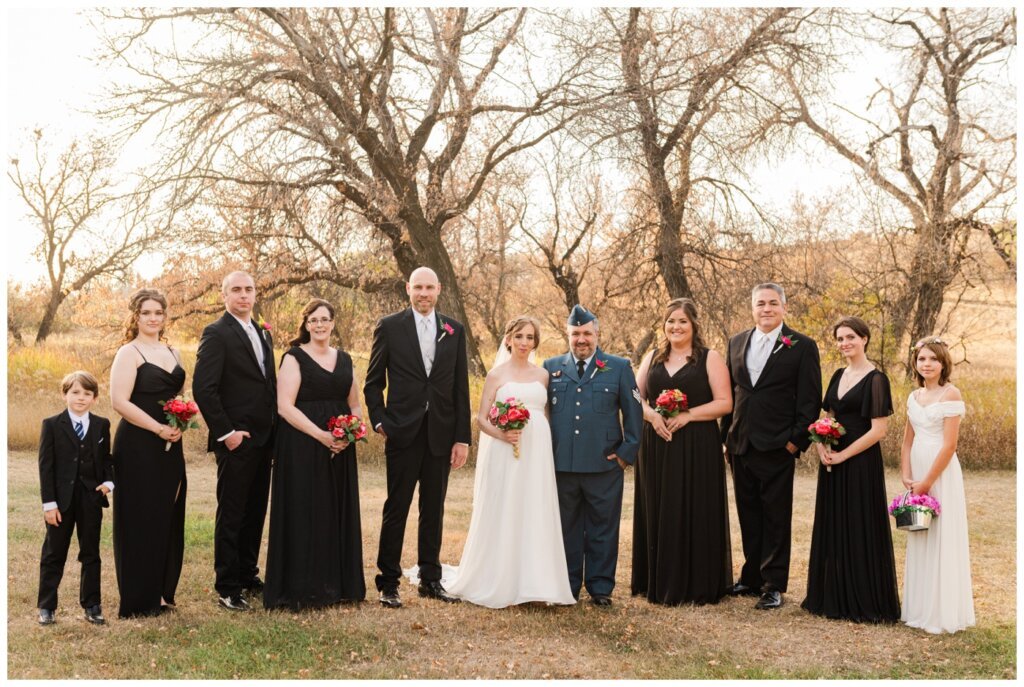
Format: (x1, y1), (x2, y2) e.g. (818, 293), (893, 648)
(37, 371), (114, 626)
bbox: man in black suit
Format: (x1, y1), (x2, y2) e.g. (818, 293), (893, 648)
(193, 271), (277, 611)
(364, 266), (471, 608)
(720, 283), (821, 610)
(37, 370), (114, 626)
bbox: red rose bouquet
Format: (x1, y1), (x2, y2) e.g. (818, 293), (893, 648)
(327, 414), (369, 448)
(488, 397), (531, 458)
(654, 389), (688, 418)
(808, 416), (846, 472)
(158, 395), (201, 451)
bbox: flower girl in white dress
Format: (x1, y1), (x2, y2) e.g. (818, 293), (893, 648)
(899, 337), (975, 634)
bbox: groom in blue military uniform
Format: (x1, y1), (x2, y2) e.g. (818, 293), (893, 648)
(544, 305), (643, 606)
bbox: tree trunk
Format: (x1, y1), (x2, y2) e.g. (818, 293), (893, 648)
(655, 216), (692, 300)
(34, 291), (64, 344)
(404, 218), (486, 374)
(552, 266), (580, 312)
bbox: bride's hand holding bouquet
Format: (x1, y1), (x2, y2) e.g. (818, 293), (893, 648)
(488, 398), (530, 458)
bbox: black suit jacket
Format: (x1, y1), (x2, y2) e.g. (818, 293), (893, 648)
(363, 308), (472, 456)
(720, 323), (822, 455)
(38, 411), (113, 512)
(193, 312), (278, 452)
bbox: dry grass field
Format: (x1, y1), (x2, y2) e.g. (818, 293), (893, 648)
(6, 448), (1015, 679)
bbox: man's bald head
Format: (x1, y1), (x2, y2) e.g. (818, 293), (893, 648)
(407, 266), (441, 315)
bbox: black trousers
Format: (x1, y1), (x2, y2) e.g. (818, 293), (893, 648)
(375, 419), (451, 591)
(37, 480), (103, 610)
(214, 440), (272, 597)
(730, 446), (796, 593)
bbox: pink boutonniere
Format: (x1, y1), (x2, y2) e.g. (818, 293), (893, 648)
(257, 315), (272, 341)
(437, 320), (455, 343)
(590, 358), (610, 379)
(772, 334), (796, 355)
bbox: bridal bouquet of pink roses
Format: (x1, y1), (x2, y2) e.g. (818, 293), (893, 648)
(488, 397), (530, 458)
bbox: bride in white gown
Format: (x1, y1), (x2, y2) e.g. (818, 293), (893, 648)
(443, 316), (575, 608)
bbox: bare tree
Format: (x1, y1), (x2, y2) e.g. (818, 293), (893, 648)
(603, 7), (815, 299)
(779, 8), (1016, 349)
(7, 130), (156, 343)
(517, 142), (608, 311)
(99, 7), (599, 371)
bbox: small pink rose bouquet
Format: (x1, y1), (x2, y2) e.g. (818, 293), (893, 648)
(808, 416), (846, 472)
(327, 414), (369, 448)
(488, 397), (530, 458)
(158, 395), (201, 451)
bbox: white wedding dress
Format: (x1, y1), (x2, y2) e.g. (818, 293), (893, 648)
(901, 391), (975, 634)
(408, 380), (575, 608)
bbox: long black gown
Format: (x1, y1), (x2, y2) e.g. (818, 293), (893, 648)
(112, 353), (187, 618)
(801, 368), (900, 622)
(631, 353), (732, 605)
(264, 347), (366, 610)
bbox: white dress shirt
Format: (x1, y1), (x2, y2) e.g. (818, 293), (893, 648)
(746, 323), (783, 387)
(43, 411), (115, 512)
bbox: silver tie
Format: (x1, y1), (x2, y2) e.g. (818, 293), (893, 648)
(419, 317), (435, 376)
(248, 324), (266, 376)
(751, 334), (771, 385)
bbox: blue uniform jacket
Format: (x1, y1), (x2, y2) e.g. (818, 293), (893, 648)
(543, 348), (643, 473)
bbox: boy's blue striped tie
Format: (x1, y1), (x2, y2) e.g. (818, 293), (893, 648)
(74, 421), (85, 440)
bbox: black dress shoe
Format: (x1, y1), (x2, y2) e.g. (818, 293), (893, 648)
(727, 582), (760, 597)
(219, 594), (251, 611)
(379, 589), (402, 609)
(755, 590), (783, 610)
(243, 576), (265, 594)
(38, 609), (55, 625)
(591, 595), (612, 607)
(84, 604), (106, 625)
(418, 580), (460, 603)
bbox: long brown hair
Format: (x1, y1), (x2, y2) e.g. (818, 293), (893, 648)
(289, 299), (338, 347)
(651, 298), (707, 367)
(120, 288), (169, 345)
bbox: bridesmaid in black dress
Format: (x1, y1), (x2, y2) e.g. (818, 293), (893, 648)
(631, 298), (733, 605)
(264, 299), (366, 609)
(802, 316), (900, 622)
(109, 288), (187, 618)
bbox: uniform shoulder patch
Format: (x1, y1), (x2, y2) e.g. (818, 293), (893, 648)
(632, 387), (641, 404)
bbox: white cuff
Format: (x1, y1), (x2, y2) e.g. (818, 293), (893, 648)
(217, 430), (236, 442)
(102, 481), (115, 493)
(42, 502), (58, 512)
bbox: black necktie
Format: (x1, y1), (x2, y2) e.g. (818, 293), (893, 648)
(577, 359), (586, 378)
